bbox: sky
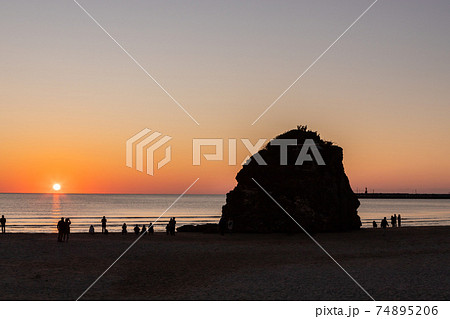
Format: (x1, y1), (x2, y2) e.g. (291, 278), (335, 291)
(1, 0), (449, 194)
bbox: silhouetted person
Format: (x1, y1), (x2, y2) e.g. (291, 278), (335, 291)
(89, 225), (95, 234)
(393, 214), (397, 227)
(57, 218), (65, 242)
(381, 217), (388, 229)
(122, 223), (127, 235)
(398, 214), (402, 227)
(101, 216), (107, 234)
(0, 215), (6, 234)
(141, 224), (147, 235)
(166, 221), (170, 235)
(63, 218), (71, 242)
(390, 215), (396, 227)
(170, 217), (176, 236)
(148, 223), (154, 235)
(372, 220), (377, 228)
(134, 225), (140, 235)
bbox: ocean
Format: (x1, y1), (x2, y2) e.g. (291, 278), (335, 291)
(0, 194), (449, 233)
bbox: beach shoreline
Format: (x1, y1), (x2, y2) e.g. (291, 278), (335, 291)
(1, 224), (449, 236)
(0, 226), (449, 300)
(0, 224), (447, 235)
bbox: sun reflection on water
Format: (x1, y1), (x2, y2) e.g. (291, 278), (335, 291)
(52, 194), (61, 213)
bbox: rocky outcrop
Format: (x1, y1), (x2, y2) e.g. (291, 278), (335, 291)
(177, 223), (219, 233)
(220, 126), (361, 233)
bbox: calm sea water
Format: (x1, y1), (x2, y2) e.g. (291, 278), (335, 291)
(0, 194), (449, 233)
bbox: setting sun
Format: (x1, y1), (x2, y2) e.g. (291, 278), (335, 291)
(52, 184), (61, 192)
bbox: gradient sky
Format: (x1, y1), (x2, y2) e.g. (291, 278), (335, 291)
(1, 0), (449, 194)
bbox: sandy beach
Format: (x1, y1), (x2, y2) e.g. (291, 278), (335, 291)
(0, 226), (449, 300)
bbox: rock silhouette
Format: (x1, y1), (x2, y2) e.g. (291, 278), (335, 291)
(177, 223), (219, 233)
(220, 126), (361, 233)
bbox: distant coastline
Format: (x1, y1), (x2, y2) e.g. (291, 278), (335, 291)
(356, 193), (450, 199)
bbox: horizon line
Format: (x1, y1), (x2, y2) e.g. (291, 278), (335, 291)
(0, 192), (226, 196)
(0, 192), (449, 196)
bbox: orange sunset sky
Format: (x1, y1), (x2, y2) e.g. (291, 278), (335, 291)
(1, 0), (449, 194)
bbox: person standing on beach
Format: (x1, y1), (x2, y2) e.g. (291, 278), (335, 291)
(372, 220), (377, 228)
(141, 224), (147, 235)
(148, 223), (154, 235)
(171, 217), (176, 236)
(166, 218), (172, 235)
(393, 214), (397, 227)
(381, 217), (388, 229)
(63, 218), (71, 242)
(57, 218), (65, 242)
(122, 223), (127, 234)
(134, 225), (140, 235)
(0, 215), (6, 233)
(101, 216), (107, 234)
(398, 214), (402, 227)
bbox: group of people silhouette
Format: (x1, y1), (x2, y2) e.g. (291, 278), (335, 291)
(1, 212), (406, 235)
(166, 217), (176, 235)
(373, 214), (402, 228)
(57, 217), (71, 242)
(120, 222), (155, 235)
(85, 217), (173, 236)
(88, 216), (109, 234)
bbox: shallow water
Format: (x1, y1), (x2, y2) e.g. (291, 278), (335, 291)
(0, 194), (449, 233)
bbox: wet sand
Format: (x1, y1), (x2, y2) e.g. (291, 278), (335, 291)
(0, 226), (448, 300)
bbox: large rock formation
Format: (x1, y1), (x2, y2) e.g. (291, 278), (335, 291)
(221, 126), (361, 233)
